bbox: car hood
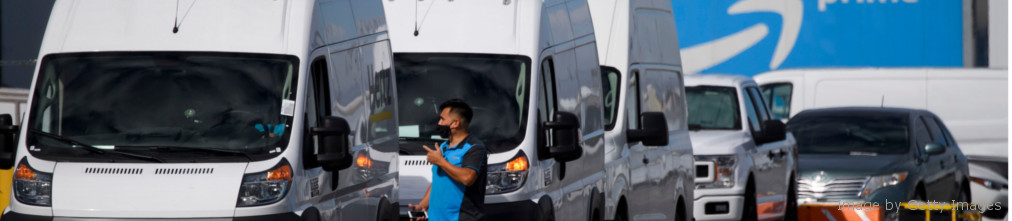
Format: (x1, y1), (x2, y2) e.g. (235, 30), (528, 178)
(798, 154), (913, 180)
(689, 130), (748, 155)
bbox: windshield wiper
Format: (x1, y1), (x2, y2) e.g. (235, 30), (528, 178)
(29, 129), (165, 163)
(137, 146), (254, 161)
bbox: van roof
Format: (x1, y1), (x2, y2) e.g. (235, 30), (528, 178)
(40, 0), (311, 55)
(683, 73), (755, 88)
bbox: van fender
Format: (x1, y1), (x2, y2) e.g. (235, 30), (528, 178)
(606, 173), (629, 219)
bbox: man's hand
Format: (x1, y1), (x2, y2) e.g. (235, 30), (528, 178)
(423, 143), (445, 166)
(407, 203), (428, 221)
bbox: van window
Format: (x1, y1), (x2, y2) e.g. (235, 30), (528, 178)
(640, 69), (685, 130)
(27, 52), (299, 162)
(539, 57), (559, 150)
(761, 83), (792, 120)
(625, 71), (641, 130)
(601, 66), (620, 131)
(304, 57), (329, 168)
(742, 89), (762, 134)
(686, 86), (741, 130)
(394, 53), (532, 154)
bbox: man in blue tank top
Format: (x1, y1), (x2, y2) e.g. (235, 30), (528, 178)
(409, 99), (487, 221)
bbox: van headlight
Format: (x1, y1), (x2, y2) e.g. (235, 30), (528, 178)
(237, 159), (292, 207)
(695, 155), (736, 189)
(861, 172), (907, 198)
(486, 151), (528, 194)
(14, 159), (52, 206)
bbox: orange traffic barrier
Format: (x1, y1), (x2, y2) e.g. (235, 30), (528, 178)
(798, 202), (881, 221)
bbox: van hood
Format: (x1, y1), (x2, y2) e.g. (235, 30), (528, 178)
(798, 154), (912, 179)
(689, 130), (748, 155)
(51, 162), (248, 218)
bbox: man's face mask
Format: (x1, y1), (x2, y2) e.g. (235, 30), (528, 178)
(436, 121), (453, 139)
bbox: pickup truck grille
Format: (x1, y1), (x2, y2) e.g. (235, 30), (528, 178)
(798, 177), (868, 200)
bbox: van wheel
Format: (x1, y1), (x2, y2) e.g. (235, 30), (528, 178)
(743, 179), (758, 221)
(538, 197), (555, 221)
(785, 175), (798, 221)
(614, 198), (628, 221)
(377, 198), (397, 221)
(302, 207), (321, 221)
(675, 198), (687, 221)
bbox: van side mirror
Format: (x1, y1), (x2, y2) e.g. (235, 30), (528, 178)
(756, 120), (786, 144)
(925, 143), (945, 155)
(0, 114), (17, 169)
(627, 112), (668, 146)
(543, 112), (582, 162)
(312, 116), (352, 171)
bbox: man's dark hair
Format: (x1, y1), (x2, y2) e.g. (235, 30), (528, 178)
(439, 99), (473, 125)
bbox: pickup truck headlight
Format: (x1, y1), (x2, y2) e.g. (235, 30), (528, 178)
(861, 172), (907, 198)
(237, 159), (292, 207)
(695, 155), (736, 189)
(14, 159), (52, 206)
(486, 151), (528, 194)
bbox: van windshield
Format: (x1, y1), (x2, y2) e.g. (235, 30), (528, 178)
(27, 52), (298, 162)
(787, 115), (910, 155)
(685, 86), (741, 130)
(394, 53), (531, 154)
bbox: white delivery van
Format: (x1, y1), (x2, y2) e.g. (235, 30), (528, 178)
(383, 0), (607, 220)
(683, 74), (797, 221)
(0, 0), (401, 220)
(588, 0), (695, 220)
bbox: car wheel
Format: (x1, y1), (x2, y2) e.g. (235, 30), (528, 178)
(743, 179), (758, 221)
(913, 185), (927, 201)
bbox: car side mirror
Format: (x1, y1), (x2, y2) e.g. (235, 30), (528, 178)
(0, 114), (17, 169)
(925, 143), (945, 156)
(312, 116), (352, 171)
(627, 112), (668, 146)
(543, 112), (582, 162)
(757, 120), (786, 144)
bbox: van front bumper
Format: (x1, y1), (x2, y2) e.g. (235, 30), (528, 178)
(485, 200), (540, 221)
(0, 211), (302, 221)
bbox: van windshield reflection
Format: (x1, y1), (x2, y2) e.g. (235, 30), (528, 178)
(394, 53), (531, 154)
(26, 52), (298, 162)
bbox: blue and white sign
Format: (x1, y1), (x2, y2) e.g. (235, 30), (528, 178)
(673, 0), (963, 76)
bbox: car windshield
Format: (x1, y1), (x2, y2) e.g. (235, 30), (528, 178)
(685, 86), (741, 130)
(788, 114), (909, 154)
(394, 53), (531, 154)
(27, 52), (298, 161)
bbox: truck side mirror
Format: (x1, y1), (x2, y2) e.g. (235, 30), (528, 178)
(543, 112), (581, 162)
(0, 114), (18, 169)
(757, 120), (786, 144)
(312, 116), (352, 171)
(627, 112), (668, 146)
(925, 143), (945, 155)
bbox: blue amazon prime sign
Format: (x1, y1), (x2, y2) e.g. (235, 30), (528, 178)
(673, 0), (963, 76)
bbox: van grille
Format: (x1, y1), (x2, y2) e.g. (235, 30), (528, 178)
(798, 177), (868, 200)
(84, 168), (143, 175)
(403, 160), (430, 166)
(154, 168), (214, 175)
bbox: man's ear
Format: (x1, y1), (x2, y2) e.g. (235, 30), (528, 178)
(450, 120), (459, 129)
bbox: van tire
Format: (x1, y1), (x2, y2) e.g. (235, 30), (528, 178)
(302, 207), (321, 221)
(377, 198), (397, 221)
(538, 196), (555, 221)
(614, 197), (628, 221)
(675, 197), (687, 221)
(589, 191), (604, 221)
(742, 178), (758, 221)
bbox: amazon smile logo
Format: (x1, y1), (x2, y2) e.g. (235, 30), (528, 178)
(681, 0), (803, 74)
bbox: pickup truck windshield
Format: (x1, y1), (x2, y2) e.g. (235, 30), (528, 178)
(686, 86), (742, 130)
(27, 52), (298, 162)
(788, 115), (910, 154)
(394, 53), (530, 154)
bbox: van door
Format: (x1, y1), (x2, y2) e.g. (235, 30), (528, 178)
(633, 68), (689, 219)
(624, 70), (654, 217)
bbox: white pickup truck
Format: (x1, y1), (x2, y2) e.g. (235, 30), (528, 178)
(683, 74), (798, 221)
